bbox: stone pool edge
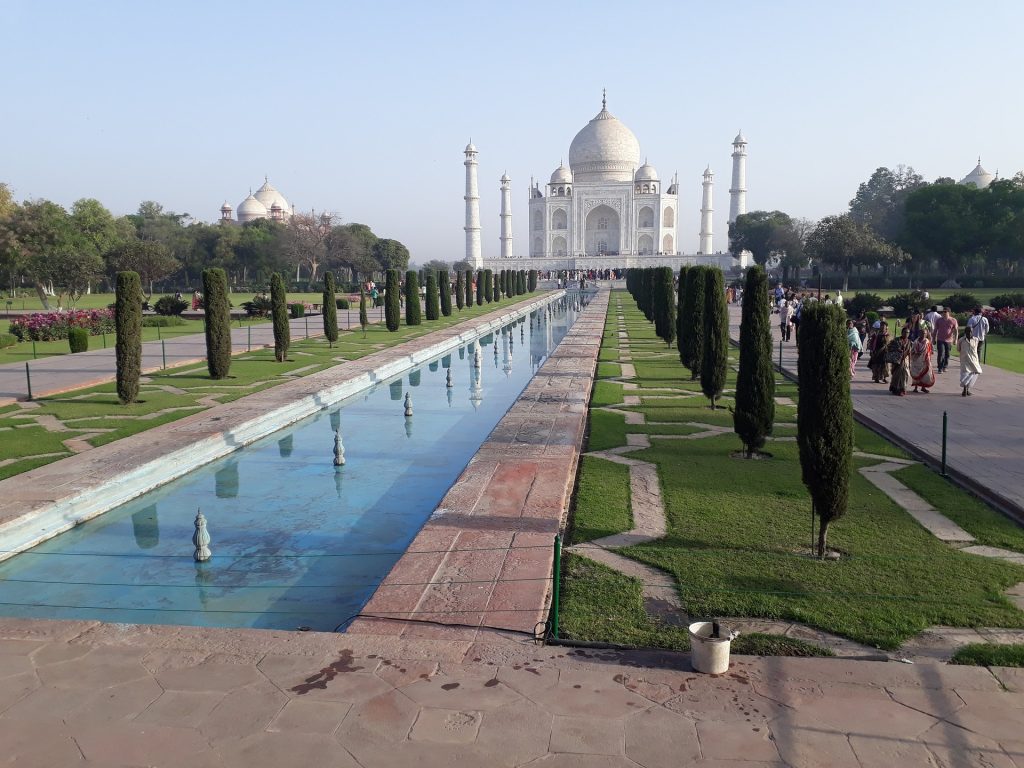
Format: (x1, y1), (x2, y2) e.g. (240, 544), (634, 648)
(0, 292), (566, 561)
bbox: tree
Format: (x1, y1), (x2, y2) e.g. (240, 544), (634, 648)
(270, 272), (290, 361)
(281, 211), (335, 284)
(369, 236), (407, 274)
(425, 271), (440, 320)
(675, 266), (688, 354)
(484, 269), (493, 303)
(331, 223), (380, 281)
(733, 266), (775, 457)
(105, 240), (179, 298)
(322, 272), (339, 346)
(680, 266), (706, 379)
(848, 165), (925, 242)
(115, 271), (142, 404)
(422, 259), (450, 275)
(476, 269), (484, 305)
(203, 268), (232, 378)
(528, 269), (538, 292)
(806, 214), (902, 290)
(465, 269), (474, 308)
(456, 270), (465, 310)
(439, 270), (452, 316)
(797, 302), (853, 558)
(728, 210), (803, 273)
(653, 266), (676, 346)
(359, 285), (368, 336)
(405, 270), (421, 325)
(899, 184), (985, 280)
(492, 270), (500, 302)
(700, 268), (728, 408)
(384, 269), (401, 331)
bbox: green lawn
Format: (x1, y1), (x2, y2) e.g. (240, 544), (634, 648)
(949, 334), (1024, 375)
(561, 291), (1024, 651)
(2, 290), (361, 312)
(950, 643), (1024, 667)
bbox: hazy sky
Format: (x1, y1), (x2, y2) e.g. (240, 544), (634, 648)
(4, 0), (1021, 263)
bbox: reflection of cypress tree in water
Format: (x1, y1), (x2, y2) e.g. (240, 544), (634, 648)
(441, 354), (451, 369)
(389, 380), (403, 400)
(334, 468), (344, 499)
(131, 505), (160, 549)
(409, 370), (421, 387)
(215, 462), (240, 498)
(428, 361), (438, 372)
(459, 346), (465, 360)
(194, 563), (213, 609)
(446, 388), (454, 408)
(278, 435), (293, 458)
(330, 410), (340, 432)
(404, 416), (413, 439)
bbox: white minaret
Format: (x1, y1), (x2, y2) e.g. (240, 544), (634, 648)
(699, 166), (714, 254)
(729, 131), (747, 224)
(499, 172), (512, 259)
(464, 141), (482, 269)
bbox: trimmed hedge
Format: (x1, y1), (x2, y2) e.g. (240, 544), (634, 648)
(405, 270), (421, 325)
(68, 327), (89, 353)
(202, 268), (231, 379)
(141, 316), (186, 327)
(440, 270), (452, 316)
(322, 272), (339, 346)
(384, 269), (400, 331)
(288, 303), (305, 318)
(271, 273), (290, 362)
(456, 271), (465, 310)
(153, 295), (188, 316)
(528, 269), (537, 292)
(335, 297), (350, 309)
(425, 272), (440, 320)
(115, 271), (143, 403)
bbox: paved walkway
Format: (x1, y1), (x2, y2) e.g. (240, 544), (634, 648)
(729, 306), (1024, 520)
(0, 617), (1021, 767)
(0, 309), (386, 404)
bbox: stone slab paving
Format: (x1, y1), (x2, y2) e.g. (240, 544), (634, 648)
(0, 617), (1021, 767)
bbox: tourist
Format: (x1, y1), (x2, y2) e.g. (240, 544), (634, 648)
(835, 289), (844, 307)
(910, 327), (935, 393)
(867, 321), (890, 383)
(932, 308), (958, 373)
(925, 305), (941, 327)
(907, 312), (923, 341)
(191, 291), (201, 311)
(957, 326), (983, 397)
(847, 319), (863, 377)
(887, 327), (912, 396)
(779, 300), (793, 342)
(966, 307), (990, 357)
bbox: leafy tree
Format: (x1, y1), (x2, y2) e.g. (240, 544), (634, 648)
(483, 269), (493, 303)
(270, 272), (290, 361)
(322, 271), (339, 346)
(528, 269), (537, 292)
(203, 267), (232, 378)
(476, 269), (484, 305)
(405, 270), (421, 325)
(653, 266), (676, 346)
(425, 271), (440, 320)
(848, 165), (924, 242)
(806, 214), (901, 290)
(115, 271), (142, 404)
(359, 285), (368, 336)
(797, 302), (853, 558)
(464, 269), (474, 308)
(281, 211), (336, 283)
(733, 266), (775, 457)
(331, 223), (380, 281)
(422, 258), (449, 275)
(105, 240), (179, 298)
(900, 183), (989, 280)
(675, 266), (688, 353)
(680, 266), (706, 379)
(384, 269), (401, 331)
(728, 210), (804, 274)
(439, 269), (452, 316)
(700, 268), (728, 407)
(367, 236), (407, 274)
(455, 270), (465, 310)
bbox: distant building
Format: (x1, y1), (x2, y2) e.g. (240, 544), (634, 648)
(959, 159), (996, 189)
(219, 178), (294, 224)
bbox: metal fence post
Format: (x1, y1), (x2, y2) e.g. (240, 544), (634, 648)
(552, 534), (562, 639)
(941, 410), (948, 477)
(247, 324), (251, 352)
(161, 339), (166, 370)
(25, 362), (32, 401)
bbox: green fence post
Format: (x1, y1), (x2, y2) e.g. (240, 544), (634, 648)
(32, 341), (37, 360)
(304, 314), (309, 339)
(779, 339), (783, 370)
(552, 533), (562, 639)
(25, 362), (32, 401)
(102, 332), (106, 349)
(161, 339), (166, 370)
(941, 410), (948, 477)
(156, 325), (161, 340)
(247, 324), (251, 352)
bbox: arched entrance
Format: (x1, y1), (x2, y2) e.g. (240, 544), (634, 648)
(585, 204), (620, 256)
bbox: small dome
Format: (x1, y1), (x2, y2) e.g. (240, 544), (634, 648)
(634, 161), (658, 182)
(220, 201), (233, 211)
(550, 162), (572, 184)
(465, 142), (477, 153)
(270, 202), (282, 211)
(500, 172), (511, 182)
(237, 194), (267, 217)
(733, 130), (746, 145)
(960, 161), (995, 190)
(253, 179), (289, 214)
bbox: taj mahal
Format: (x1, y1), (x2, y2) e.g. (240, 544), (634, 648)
(471, 93), (752, 273)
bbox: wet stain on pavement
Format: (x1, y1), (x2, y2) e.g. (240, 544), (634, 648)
(291, 649), (365, 695)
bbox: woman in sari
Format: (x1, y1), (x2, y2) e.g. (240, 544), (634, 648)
(910, 327), (936, 393)
(888, 327), (912, 396)
(868, 321), (890, 383)
(957, 326), (983, 396)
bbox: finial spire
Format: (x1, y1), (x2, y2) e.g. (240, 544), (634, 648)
(602, 88), (606, 109)
(978, 155), (981, 165)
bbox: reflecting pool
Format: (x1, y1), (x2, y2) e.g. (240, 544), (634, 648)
(0, 297), (583, 630)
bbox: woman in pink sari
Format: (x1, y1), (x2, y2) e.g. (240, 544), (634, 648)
(910, 328), (936, 393)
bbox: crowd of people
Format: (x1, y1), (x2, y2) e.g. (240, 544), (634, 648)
(770, 285), (989, 399)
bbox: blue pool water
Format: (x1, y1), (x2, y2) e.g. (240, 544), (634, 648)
(0, 297), (582, 631)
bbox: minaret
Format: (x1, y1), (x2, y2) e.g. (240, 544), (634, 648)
(464, 141), (482, 269)
(729, 131), (747, 224)
(499, 172), (512, 259)
(699, 167), (714, 254)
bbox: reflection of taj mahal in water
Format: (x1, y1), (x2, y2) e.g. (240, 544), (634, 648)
(465, 92), (749, 269)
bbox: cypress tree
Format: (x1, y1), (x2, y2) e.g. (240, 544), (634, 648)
(359, 285), (368, 336)
(114, 270), (142, 404)
(733, 266), (775, 457)
(797, 302), (853, 558)
(439, 270), (452, 316)
(492, 270), (500, 302)
(517, 270), (525, 295)
(203, 267), (232, 378)
(700, 268), (728, 407)
(484, 269), (493, 303)
(405, 270), (421, 325)
(322, 271), (338, 347)
(456, 271), (466, 310)
(681, 266), (706, 379)
(675, 265), (688, 356)
(384, 268), (401, 331)
(425, 272), (440, 320)
(476, 270), (484, 305)
(498, 269), (506, 297)
(465, 269), (474, 308)
(270, 272), (290, 362)
(653, 266), (676, 347)
(529, 269), (537, 292)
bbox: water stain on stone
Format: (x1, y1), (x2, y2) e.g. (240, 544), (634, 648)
(525, 668), (541, 676)
(613, 674), (625, 684)
(441, 683), (460, 691)
(473, 657), (482, 662)
(419, 674), (431, 680)
(573, 685), (582, 689)
(484, 678), (499, 688)
(292, 649), (365, 695)
(399, 668), (407, 673)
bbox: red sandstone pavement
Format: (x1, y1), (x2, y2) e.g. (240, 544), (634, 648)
(729, 305), (1024, 519)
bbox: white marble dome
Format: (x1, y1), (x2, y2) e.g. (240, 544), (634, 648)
(253, 179), (289, 214)
(550, 163), (573, 184)
(634, 162), (658, 182)
(960, 161), (995, 190)
(237, 194), (268, 222)
(568, 98), (641, 183)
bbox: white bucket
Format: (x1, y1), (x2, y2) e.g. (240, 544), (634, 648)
(689, 621), (734, 674)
